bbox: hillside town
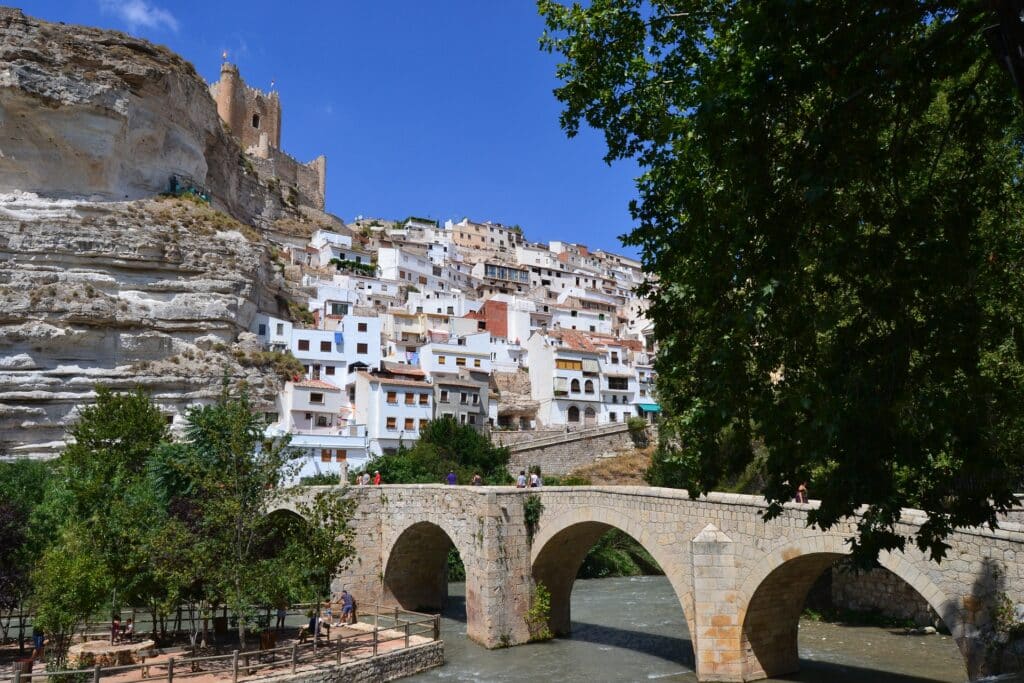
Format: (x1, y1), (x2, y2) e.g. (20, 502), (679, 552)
(257, 211), (658, 482)
(195, 65), (661, 482)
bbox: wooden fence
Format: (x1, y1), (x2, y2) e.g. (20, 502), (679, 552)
(2, 608), (440, 683)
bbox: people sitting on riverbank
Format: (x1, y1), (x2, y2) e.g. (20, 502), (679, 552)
(122, 618), (134, 643)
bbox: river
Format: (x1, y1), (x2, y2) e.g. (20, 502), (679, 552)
(408, 576), (967, 683)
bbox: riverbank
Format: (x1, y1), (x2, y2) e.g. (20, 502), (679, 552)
(409, 576), (965, 683)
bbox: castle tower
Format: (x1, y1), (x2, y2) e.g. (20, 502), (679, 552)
(209, 62), (281, 152)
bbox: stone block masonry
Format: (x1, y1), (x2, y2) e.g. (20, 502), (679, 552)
(252, 641), (443, 683)
(499, 423), (638, 476)
(276, 485), (1024, 682)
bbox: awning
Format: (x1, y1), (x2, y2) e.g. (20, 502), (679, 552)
(553, 377), (569, 393)
(582, 359), (600, 373)
(637, 403), (661, 412)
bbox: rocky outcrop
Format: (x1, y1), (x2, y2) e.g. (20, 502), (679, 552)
(0, 192), (294, 457)
(0, 7), (297, 227)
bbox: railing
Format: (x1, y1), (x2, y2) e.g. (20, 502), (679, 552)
(3, 607), (439, 683)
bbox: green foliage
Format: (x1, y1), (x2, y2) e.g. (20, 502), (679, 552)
(234, 349), (306, 382)
(540, 1), (1024, 563)
(287, 301), (315, 326)
(32, 526), (110, 667)
(526, 582), (553, 641)
(370, 416), (512, 485)
(523, 495), (543, 542)
(541, 474), (591, 486)
(446, 547), (466, 582)
(626, 417), (649, 447)
(577, 529), (663, 579)
(299, 472), (341, 486)
(329, 258), (376, 277)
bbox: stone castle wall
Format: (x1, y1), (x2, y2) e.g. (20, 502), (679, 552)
(249, 149), (326, 211)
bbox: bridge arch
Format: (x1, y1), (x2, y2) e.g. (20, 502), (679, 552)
(530, 505), (695, 661)
(737, 533), (966, 680)
(383, 520), (471, 613)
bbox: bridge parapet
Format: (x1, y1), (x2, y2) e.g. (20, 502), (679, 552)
(273, 485), (1024, 681)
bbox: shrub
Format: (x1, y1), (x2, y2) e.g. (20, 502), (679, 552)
(526, 582), (553, 641)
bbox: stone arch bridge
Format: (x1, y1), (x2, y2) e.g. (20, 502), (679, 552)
(272, 486), (1024, 681)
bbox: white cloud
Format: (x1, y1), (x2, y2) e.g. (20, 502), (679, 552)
(99, 0), (179, 33)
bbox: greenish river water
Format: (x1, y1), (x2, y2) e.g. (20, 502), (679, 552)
(410, 576), (967, 683)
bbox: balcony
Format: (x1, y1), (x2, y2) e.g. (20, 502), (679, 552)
(269, 423), (369, 452)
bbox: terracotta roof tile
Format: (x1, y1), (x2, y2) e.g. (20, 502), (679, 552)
(293, 379), (341, 391)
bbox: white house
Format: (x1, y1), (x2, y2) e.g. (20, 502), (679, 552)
(353, 369), (434, 456)
(418, 331), (492, 376)
(267, 378), (369, 482)
(526, 328), (604, 428)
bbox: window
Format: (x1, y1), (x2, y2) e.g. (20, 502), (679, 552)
(316, 415), (328, 427)
(570, 310), (578, 317)
(357, 343), (368, 354)
(640, 388), (648, 397)
(567, 406), (580, 422)
(358, 322), (368, 332)
(468, 414), (476, 425)
(321, 450), (331, 462)
(419, 419), (429, 431)
(438, 355), (446, 365)
(440, 390), (449, 403)
(276, 323), (284, 335)
(419, 393), (428, 405)
(320, 340), (332, 352)
(472, 394), (479, 405)
(164, 414), (174, 425)
(298, 339), (310, 351)
(386, 417), (397, 430)
(405, 393), (415, 405)
(404, 418), (414, 431)
(325, 366), (335, 376)
(556, 359), (583, 371)
(258, 323), (267, 336)
(264, 412), (278, 423)
(330, 302), (349, 316)
(473, 358), (481, 368)
(310, 392), (324, 404)
(335, 450), (347, 461)
(456, 357), (467, 367)
(460, 392), (468, 405)
(610, 412), (618, 422)
(608, 377), (629, 390)
(252, 113), (260, 128)
(570, 379), (581, 393)
(386, 391), (398, 404)
(584, 380), (595, 394)
(611, 352), (619, 364)
(460, 414), (467, 424)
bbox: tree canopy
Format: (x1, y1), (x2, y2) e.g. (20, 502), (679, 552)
(365, 416), (512, 485)
(539, 1), (1024, 562)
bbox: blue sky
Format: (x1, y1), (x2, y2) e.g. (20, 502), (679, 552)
(20, 0), (641, 257)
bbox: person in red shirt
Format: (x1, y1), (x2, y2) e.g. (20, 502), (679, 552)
(373, 470), (381, 486)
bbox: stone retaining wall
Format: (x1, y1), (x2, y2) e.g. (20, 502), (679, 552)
(252, 641), (444, 683)
(505, 426), (638, 476)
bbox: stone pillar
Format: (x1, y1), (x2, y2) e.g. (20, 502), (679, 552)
(691, 524), (743, 682)
(466, 490), (532, 648)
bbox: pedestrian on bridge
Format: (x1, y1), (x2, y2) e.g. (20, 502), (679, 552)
(446, 470), (457, 485)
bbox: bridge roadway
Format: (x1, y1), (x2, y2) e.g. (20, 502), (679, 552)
(272, 485), (1024, 681)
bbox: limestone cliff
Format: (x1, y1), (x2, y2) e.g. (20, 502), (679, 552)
(0, 8), (339, 458)
(0, 7), (294, 227)
(0, 193), (300, 457)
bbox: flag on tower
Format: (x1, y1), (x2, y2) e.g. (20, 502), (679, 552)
(221, 50), (228, 61)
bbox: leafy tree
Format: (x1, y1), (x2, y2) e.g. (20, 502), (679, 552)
(0, 459), (53, 650)
(182, 385), (301, 648)
(367, 417), (511, 485)
(539, 1), (1024, 562)
(32, 526), (110, 668)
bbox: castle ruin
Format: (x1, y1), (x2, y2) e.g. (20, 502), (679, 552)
(209, 62), (327, 211)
